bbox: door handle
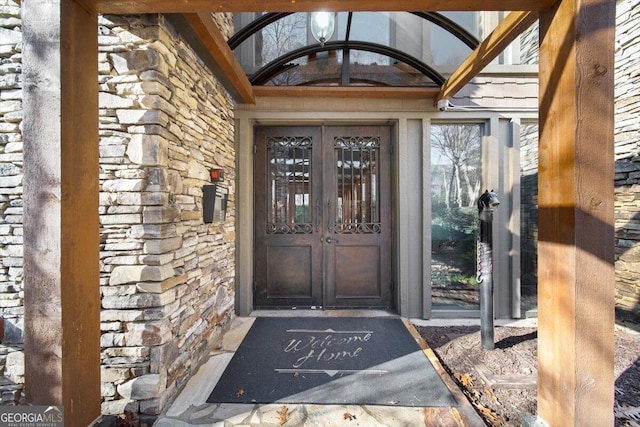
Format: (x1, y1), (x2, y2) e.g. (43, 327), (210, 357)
(325, 237), (339, 244)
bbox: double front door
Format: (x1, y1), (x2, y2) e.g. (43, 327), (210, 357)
(254, 125), (392, 309)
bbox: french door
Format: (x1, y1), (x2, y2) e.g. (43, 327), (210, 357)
(254, 125), (392, 309)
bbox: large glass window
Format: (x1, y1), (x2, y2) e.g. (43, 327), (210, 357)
(431, 124), (483, 310)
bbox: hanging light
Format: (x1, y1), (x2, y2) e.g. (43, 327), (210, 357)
(310, 11), (336, 46)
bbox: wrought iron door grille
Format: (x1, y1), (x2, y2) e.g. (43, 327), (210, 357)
(266, 136), (314, 234)
(333, 136), (381, 234)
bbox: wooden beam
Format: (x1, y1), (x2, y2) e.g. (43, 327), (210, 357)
(182, 13), (256, 104)
(253, 86), (440, 99)
(23, 0), (101, 424)
(537, 0), (615, 425)
(87, 0), (558, 14)
(435, 11), (538, 103)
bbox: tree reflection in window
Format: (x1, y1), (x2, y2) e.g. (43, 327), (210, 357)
(431, 124), (482, 310)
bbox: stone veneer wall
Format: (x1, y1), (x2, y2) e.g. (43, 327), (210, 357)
(0, 4), (237, 419)
(97, 14), (236, 419)
(519, 124), (538, 297)
(613, 0), (640, 325)
(519, 20), (539, 66)
(0, 0), (25, 404)
(517, 0), (640, 325)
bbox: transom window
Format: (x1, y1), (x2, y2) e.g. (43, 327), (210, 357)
(231, 11), (533, 88)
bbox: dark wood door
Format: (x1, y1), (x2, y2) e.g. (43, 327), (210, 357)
(254, 126), (323, 308)
(322, 126), (392, 308)
(254, 125), (392, 309)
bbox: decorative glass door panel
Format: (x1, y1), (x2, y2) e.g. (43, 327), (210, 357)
(333, 137), (380, 233)
(254, 125), (392, 309)
(267, 136), (314, 234)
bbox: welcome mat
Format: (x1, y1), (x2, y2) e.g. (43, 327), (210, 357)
(207, 317), (458, 407)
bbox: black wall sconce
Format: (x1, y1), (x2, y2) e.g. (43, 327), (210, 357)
(203, 185), (228, 223)
(209, 168), (225, 183)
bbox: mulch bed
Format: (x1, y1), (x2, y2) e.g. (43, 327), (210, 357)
(415, 324), (640, 427)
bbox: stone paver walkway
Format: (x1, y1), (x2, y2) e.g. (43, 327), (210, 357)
(154, 313), (486, 426)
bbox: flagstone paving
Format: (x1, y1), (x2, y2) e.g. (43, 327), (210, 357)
(154, 313), (486, 426)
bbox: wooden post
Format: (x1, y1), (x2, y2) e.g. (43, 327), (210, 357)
(22, 0), (101, 425)
(538, 0), (615, 425)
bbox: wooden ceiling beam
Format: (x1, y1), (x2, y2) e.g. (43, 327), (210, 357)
(253, 86), (441, 99)
(435, 10), (539, 104)
(87, 0), (558, 14)
(182, 13), (256, 104)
